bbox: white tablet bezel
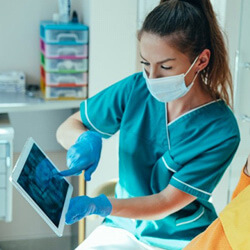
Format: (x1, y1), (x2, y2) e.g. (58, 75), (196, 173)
(10, 137), (73, 237)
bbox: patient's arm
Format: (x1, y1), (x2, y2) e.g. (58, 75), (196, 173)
(184, 157), (250, 250)
(231, 155), (250, 199)
(244, 154), (250, 176)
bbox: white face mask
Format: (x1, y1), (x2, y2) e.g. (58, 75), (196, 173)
(143, 56), (199, 103)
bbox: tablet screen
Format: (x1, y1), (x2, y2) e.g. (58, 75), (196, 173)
(17, 143), (69, 227)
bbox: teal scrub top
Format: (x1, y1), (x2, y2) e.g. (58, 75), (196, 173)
(80, 73), (240, 250)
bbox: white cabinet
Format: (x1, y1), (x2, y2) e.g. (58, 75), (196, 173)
(0, 114), (14, 222)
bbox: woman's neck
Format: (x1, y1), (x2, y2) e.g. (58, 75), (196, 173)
(167, 79), (214, 123)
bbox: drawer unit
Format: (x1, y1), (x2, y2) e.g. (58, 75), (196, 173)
(41, 53), (88, 73)
(41, 67), (87, 86)
(43, 29), (88, 44)
(40, 40), (88, 59)
(40, 21), (89, 100)
(0, 113), (14, 222)
(40, 21), (88, 44)
(45, 86), (87, 99)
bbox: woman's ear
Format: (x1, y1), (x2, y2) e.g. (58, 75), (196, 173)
(197, 49), (211, 72)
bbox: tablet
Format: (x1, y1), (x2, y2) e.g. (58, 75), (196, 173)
(10, 137), (73, 237)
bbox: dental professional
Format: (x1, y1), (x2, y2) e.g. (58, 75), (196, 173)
(56, 0), (240, 249)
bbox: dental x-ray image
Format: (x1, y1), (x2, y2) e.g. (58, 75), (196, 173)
(17, 144), (69, 227)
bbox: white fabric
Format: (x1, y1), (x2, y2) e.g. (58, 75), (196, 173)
(76, 225), (165, 250)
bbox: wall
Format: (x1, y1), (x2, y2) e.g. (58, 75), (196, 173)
(137, 0), (159, 29)
(82, 0), (138, 96)
(210, 0), (227, 27)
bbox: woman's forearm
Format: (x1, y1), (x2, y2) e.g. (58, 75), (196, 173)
(110, 195), (172, 220)
(56, 111), (88, 150)
(109, 185), (196, 220)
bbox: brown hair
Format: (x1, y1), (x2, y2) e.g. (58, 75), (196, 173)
(138, 0), (233, 106)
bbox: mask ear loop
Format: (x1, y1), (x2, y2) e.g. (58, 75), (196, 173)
(191, 69), (200, 84)
(185, 70), (199, 90)
(184, 56), (199, 77)
(184, 56), (200, 89)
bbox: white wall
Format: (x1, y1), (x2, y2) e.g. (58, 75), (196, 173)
(210, 0), (227, 27)
(137, 0), (159, 30)
(83, 0), (138, 96)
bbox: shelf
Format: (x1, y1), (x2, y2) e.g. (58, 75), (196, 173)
(0, 92), (83, 113)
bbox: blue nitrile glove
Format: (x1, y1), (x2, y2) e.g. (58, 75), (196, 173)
(65, 194), (112, 225)
(60, 131), (102, 181)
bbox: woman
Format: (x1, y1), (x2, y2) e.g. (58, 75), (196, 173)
(184, 155), (250, 250)
(57, 0), (240, 249)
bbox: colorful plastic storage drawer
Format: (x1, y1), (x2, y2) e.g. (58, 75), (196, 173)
(41, 67), (87, 86)
(40, 21), (88, 45)
(41, 54), (88, 73)
(45, 86), (87, 99)
(40, 40), (88, 59)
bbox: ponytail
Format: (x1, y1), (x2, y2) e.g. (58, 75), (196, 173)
(138, 0), (233, 107)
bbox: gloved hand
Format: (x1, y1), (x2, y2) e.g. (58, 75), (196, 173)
(65, 194), (112, 225)
(60, 130), (102, 181)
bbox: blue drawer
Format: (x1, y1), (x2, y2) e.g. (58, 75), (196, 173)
(40, 21), (89, 45)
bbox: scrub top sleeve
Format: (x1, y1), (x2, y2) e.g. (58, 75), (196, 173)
(169, 136), (240, 200)
(80, 74), (136, 139)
